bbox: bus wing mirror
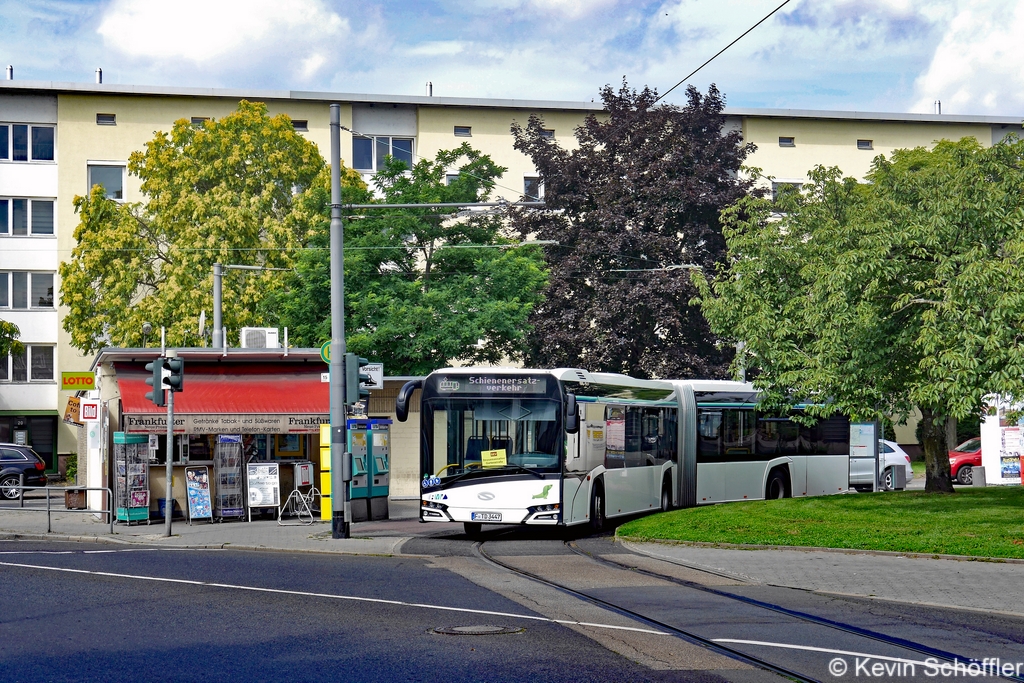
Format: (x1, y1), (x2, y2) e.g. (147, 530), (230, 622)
(396, 380), (422, 422)
(565, 393), (580, 434)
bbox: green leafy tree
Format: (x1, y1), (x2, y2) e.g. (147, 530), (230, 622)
(695, 136), (1024, 492)
(278, 143), (548, 375)
(60, 100), (356, 351)
(0, 319), (21, 358)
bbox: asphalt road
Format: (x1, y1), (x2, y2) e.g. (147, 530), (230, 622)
(5, 528), (1024, 682)
(1, 539), (735, 683)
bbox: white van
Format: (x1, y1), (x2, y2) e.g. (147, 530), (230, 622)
(849, 440), (914, 491)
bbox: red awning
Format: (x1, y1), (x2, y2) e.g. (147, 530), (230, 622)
(116, 362), (328, 415)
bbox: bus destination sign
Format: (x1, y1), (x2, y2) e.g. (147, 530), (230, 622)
(437, 376), (547, 395)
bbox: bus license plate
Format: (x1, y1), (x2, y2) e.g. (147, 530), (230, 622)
(471, 512), (501, 522)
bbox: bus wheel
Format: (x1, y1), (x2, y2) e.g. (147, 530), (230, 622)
(766, 470), (788, 500)
(590, 483), (606, 532)
(464, 522), (483, 538)
(660, 481), (671, 512)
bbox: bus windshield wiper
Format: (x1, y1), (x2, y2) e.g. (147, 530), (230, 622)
(502, 463), (545, 479)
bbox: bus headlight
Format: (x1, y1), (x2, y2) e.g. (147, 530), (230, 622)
(421, 500), (450, 519)
(527, 503), (560, 521)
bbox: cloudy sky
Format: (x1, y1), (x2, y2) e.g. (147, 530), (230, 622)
(1, 0), (1022, 115)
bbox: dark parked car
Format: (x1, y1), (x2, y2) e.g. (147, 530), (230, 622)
(0, 444), (48, 499)
(949, 437), (982, 485)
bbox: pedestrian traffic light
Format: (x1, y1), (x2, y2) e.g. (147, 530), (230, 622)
(344, 353), (371, 405)
(164, 356), (184, 392)
(144, 358), (166, 407)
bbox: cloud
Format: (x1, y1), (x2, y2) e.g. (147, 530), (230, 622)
(4, 0), (1024, 116)
(911, 0), (1024, 114)
(95, 0), (353, 84)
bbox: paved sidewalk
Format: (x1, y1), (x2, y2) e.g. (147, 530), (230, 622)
(0, 498), (426, 556)
(624, 541), (1024, 617)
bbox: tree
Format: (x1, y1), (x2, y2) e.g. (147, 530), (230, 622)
(508, 81), (757, 379)
(60, 100), (350, 351)
(277, 143), (548, 375)
(0, 319), (21, 359)
(695, 136), (1024, 492)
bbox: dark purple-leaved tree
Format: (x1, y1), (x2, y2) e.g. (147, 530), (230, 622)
(509, 81), (756, 379)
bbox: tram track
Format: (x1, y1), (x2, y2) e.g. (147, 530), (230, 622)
(567, 539), (1024, 682)
(473, 536), (821, 683)
(473, 532), (1024, 683)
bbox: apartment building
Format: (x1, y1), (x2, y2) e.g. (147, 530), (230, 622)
(0, 77), (1020, 471)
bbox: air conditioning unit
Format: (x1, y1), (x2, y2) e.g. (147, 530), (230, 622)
(240, 327), (280, 349)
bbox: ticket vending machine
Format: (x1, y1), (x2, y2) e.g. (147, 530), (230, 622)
(346, 420), (371, 523)
(368, 419), (391, 521)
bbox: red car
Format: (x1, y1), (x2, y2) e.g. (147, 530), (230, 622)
(949, 437), (982, 485)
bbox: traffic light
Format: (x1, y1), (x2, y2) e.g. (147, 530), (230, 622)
(144, 358), (166, 407)
(344, 352), (371, 405)
(164, 356), (184, 392)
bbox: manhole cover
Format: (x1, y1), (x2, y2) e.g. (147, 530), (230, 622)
(432, 625), (524, 636)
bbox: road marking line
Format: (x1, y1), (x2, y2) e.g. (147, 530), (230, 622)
(0, 560), (667, 636)
(714, 639), (929, 665)
(0, 549), (161, 555)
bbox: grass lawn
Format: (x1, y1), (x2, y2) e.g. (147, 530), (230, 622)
(912, 460), (926, 477)
(617, 487), (1024, 559)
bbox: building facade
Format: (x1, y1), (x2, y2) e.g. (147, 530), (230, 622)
(0, 77), (1020, 478)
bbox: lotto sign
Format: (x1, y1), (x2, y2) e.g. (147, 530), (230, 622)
(61, 372), (96, 391)
(80, 400), (100, 421)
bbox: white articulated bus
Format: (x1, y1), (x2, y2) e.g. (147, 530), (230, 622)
(395, 368), (850, 535)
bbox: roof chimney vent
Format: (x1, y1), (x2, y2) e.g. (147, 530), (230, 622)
(5, 65), (12, 80)
(426, 81), (433, 97)
(95, 67), (103, 84)
(934, 99), (941, 115)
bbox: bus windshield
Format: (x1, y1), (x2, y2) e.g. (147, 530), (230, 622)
(424, 397), (562, 480)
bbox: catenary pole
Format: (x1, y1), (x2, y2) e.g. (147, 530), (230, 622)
(212, 263), (223, 349)
(329, 104), (349, 539)
(164, 351), (176, 537)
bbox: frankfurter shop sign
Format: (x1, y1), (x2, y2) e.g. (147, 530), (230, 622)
(122, 413), (329, 435)
(61, 372), (96, 391)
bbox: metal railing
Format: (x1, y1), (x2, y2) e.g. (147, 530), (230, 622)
(0, 474), (114, 534)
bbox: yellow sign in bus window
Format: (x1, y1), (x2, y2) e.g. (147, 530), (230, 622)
(481, 449), (507, 469)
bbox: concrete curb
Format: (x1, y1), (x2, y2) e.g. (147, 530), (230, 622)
(0, 531), (424, 558)
(616, 536), (1024, 564)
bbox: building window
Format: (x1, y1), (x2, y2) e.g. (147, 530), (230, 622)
(291, 120), (308, 132)
(524, 176), (543, 200)
(539, 129), (555, 139)
(31, 127), (54, 160)
(857, 139), (873, 150)
(0, 123), (54, 162)
(87, 164), (125, 200)
(352, 136), (415, 172)
(0, 198), (54, 236)
(0, 272), (54, 309)
(1, 345), (53, 382)
(190, 117), (210, 127)
(771, 182), (803, 202)
(446, 174), (460, 186)
(778, 137), (795, 147)
(96, 113), (116, 125)
(454, 126), (472, 137)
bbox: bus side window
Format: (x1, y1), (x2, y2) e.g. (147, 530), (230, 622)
(756, 416), (799, 456)
(640, 407), (661, 466)
(625, 406), (643, 467)
(662, 408), (678, 463)
(605, 405), (626, 469)
(722, 409), (754, 456)
(698, 410), (722, 458)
